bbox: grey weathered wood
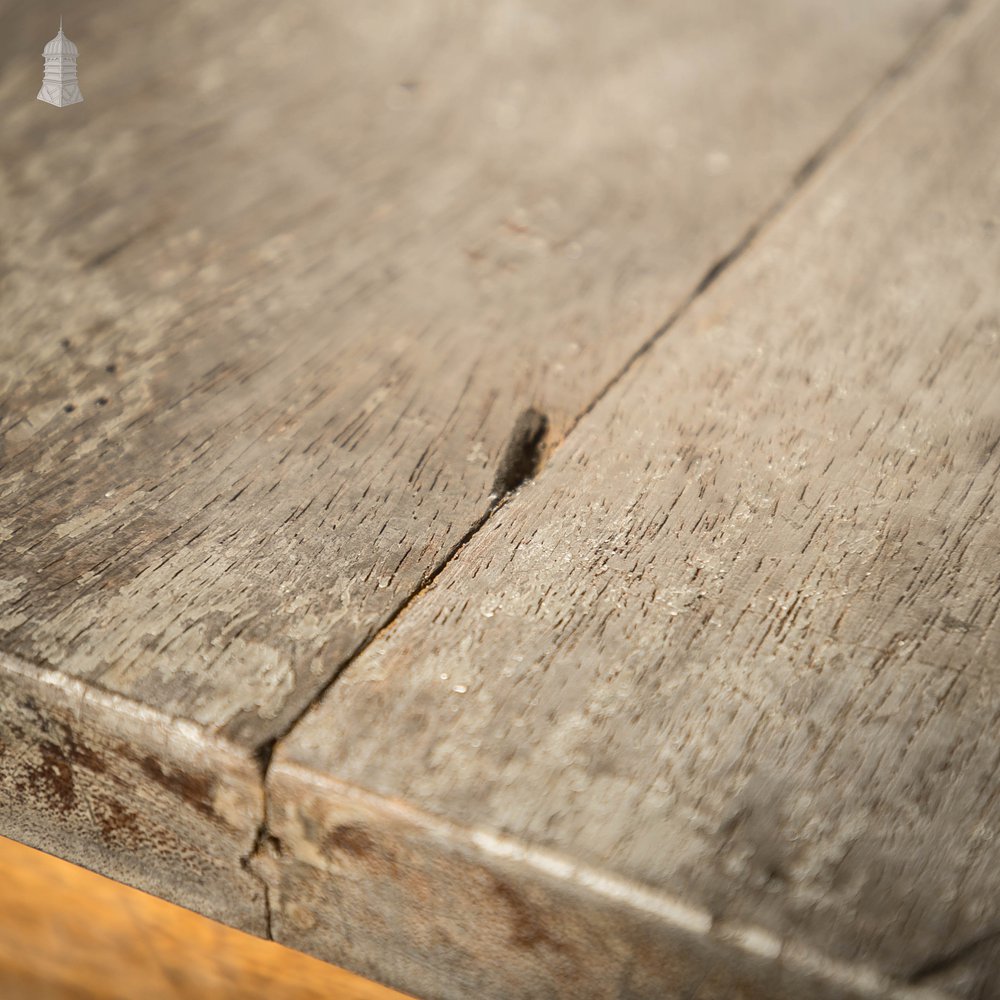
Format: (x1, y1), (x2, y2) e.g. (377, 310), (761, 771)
(266, 3), (1000, 997)
(1, 0), (955, 939)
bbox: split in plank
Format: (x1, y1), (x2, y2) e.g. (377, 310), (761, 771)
(0, 0), (956, 938)
(266, 3), (1000, 997)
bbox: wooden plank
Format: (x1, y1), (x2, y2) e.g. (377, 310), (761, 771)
(0, 653), (265, 932)
(266, 3), (1000, 997)
(0, 0), (956, 934)
(0, 835), (410, 1000)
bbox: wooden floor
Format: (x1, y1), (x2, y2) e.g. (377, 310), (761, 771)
(2, 1), (999, 998)
(0, 836), (406, 1000)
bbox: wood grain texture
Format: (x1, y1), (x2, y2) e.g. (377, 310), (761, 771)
(0, 835), (410, 1000)
(0, 0), (956, 938)
(268, 3), (1000, 997)
(0, 0), (952, 742)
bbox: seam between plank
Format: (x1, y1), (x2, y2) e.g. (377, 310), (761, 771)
(251, 0), (983, 954)
(260, 0), (979, 763)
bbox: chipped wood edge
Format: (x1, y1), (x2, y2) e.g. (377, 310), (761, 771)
(261, 759), (952, 1000)
(0, 651), (268, 935)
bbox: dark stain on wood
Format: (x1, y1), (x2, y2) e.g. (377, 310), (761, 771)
(95, 795), (144, 848)
(140, 756), (216, 819)
(5, 707), (107, 818)
(62, 730), (108, 776)
(492, 877), (566, 953)
(24, 741), (77, 815)
(322, 824), (377, 860)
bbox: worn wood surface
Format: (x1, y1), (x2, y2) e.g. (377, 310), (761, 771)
(0, 0), (953, 742)
(0, 0), (959, 953)
(0, 835), (410, 1000)
(267, 3), (1000, 998)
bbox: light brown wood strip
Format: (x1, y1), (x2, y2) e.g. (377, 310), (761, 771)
(267, 3), (1000, 997)
(0, 835), (410, 1000)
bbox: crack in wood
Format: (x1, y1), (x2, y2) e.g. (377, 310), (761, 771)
(244, 0), (989, 992)
(907, 927), (1000, 984)
(490, 408), (549, 500)
(242, 820), (280, 941)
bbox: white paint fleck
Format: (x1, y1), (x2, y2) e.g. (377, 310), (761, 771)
(466, 441), (488, 465)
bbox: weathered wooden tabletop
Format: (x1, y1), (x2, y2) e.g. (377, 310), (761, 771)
(2, 1), (999, 997)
